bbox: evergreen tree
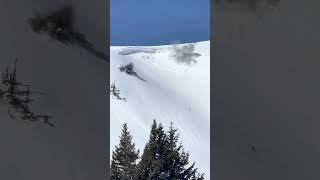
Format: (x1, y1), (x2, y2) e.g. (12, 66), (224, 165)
(111, 123), (139, 180)
(136, 120), (168, 179)
(137, 120), (205, 180)
(163, 122), (204, 179)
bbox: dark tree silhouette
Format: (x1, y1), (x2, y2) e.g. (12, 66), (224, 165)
(110, 82), (126, 102)
(136, 120), (204, 179)
(162, 122), (204, 179)
(111, 120), (204, 179)
(0, 59), (54, 127)
(136, 120), (167, 179)
(111, 123), (140, 180)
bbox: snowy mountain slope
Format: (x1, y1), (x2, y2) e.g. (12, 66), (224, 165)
(111, 41), (210, 178)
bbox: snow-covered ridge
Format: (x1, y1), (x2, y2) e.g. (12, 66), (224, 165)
(110, 41), (210, 179)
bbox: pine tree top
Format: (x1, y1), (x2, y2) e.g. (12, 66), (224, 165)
(111, 123), (139, 180)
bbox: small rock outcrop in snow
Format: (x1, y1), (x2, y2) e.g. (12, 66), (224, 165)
(119, 63), (146, 82)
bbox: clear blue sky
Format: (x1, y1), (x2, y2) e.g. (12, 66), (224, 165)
(111, 0), (210, 45)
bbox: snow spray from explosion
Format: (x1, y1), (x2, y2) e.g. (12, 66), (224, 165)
(170, 42), (201, 65)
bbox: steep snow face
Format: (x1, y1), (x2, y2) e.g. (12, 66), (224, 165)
(111, 41), (210, 178)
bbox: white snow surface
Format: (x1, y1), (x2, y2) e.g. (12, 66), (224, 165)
(111, 41), (210, 179)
